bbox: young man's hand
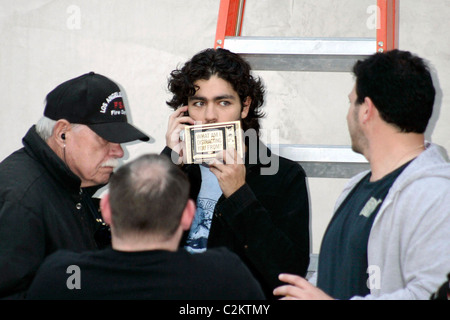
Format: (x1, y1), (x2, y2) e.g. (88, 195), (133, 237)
(208, 148), (246, 198)
(165, 106), (195, 161)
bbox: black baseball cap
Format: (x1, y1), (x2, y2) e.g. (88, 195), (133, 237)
(44, 72), (150, 143)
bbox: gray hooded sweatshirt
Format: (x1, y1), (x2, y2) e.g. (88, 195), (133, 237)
(327, 142), (450, 300)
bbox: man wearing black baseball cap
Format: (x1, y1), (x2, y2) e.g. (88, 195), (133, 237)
(0, 72), (151, 299)
(44, 72), (149, 144)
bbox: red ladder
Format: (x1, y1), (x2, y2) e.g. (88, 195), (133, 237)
(213, 0), (399, 72)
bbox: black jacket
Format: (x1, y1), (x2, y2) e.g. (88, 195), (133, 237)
(162, 140), (310, 298)
(0, 126), (108, 299)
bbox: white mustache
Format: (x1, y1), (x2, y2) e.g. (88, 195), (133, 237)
(100, 158), (119, 168)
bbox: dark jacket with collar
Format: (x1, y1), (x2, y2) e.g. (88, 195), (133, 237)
(0, 126), (108, 299)
(162, 140), (310, 298)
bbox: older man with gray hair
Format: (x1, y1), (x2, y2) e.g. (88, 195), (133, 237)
(0, 72), (150, 299)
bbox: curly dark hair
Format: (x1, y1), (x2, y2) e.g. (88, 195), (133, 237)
(166, 48), (265, 133)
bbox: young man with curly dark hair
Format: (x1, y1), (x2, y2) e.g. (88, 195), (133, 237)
(162, 48), (310, 298)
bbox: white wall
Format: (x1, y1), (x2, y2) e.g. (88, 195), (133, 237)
(1, 0), (449, 253)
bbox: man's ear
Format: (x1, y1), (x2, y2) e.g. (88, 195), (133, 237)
(240, 97), (251, 119)
(52, 119), (71, 147)
(100, 193), (113, 226)
(361, 96), (377, 124)
(180, 199), (196, 231)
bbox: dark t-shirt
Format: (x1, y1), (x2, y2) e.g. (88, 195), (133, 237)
(26, 247), (265, 300)
(317, 161), (412, 299)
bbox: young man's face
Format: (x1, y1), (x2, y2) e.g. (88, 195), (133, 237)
(187, 75), (250, 124)
(346, 85), (366, 155)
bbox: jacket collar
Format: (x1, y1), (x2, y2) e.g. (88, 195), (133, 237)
(22, 126), (102, 194)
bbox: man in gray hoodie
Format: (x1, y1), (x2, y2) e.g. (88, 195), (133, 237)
(274, 50), (450, 300)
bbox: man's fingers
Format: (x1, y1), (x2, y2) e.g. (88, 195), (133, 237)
(207, 158), (224, 170)
(273, 274), (308, 298)
(172, 106), (188, 118)
(213, 148), (243, 165)
(278, 273), (308, 288)
(275, 273), (334, 300)
(168, 106), (194, 128)
(273, 285), (302, 299)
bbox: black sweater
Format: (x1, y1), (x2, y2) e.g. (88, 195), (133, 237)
(162, 140), (310, 298)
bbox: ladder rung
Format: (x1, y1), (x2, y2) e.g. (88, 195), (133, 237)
(269, 144), (369, 178)
(224, 36), (377, 72)
(271, 145), (368, 163)
(224, 36), (377, 55)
